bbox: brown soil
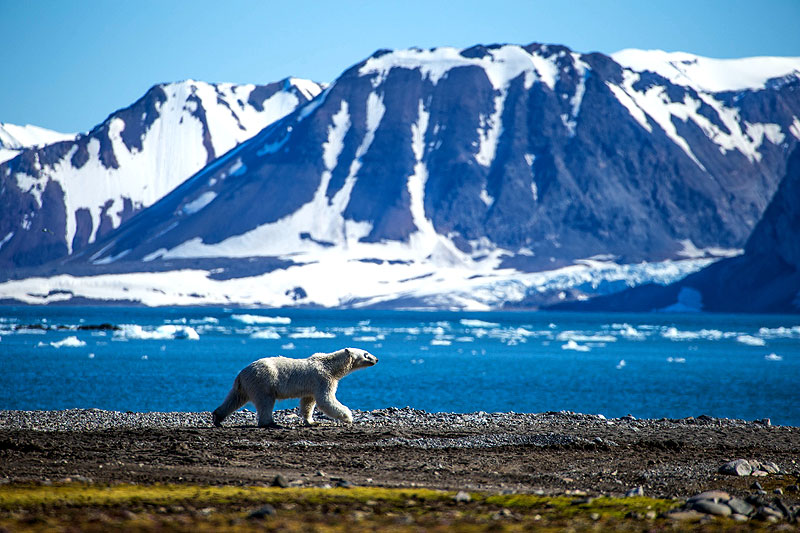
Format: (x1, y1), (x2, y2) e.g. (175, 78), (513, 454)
(1, 410), (798, 502)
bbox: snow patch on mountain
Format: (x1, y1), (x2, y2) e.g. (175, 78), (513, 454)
(288, 77), (326, 100)
(475, 92), (505, 167)
(607, 68), (787, 167)
(359, 45), (559, 91)
(0, 123), (75, 164)
(612, 49), (800, 93)
(407, 99), (432, 235)
(182, 191), (217, 215)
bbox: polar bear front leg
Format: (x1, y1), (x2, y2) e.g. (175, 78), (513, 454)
(315, 387), (353, 424)
(300, 396), (318, 426)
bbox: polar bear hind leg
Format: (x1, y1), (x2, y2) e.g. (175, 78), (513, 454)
(212, 376), (248, 427)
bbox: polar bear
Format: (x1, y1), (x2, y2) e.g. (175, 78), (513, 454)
(212, 348), (378, 428)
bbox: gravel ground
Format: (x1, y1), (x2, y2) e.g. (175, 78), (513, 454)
(1, 408), (798, 503)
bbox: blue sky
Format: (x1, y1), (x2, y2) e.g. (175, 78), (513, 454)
(2, 0), (799, 134)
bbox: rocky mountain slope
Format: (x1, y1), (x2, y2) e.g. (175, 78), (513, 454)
(554, 145), (800, 313)
(1, 42), (799, 309)
(0, 78), (323, 270)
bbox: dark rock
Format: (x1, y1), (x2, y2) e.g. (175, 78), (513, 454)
(773, 498), (791, 518)
(747, 493), (770, 507)
(335, 479), (353, 489)
(756, 505), (784, 521)
(271, 474), (289, 488)
(727, 498), (755, 516)
(248, 504), (276, 519)
(76, 323), (119, 331)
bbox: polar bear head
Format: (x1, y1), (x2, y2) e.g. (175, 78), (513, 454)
(345, 347), (379, 370)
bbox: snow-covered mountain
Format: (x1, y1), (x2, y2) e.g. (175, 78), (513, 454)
(0, 123), (75, 164)
(0, 77), (323, 269)
(2, 43), (799, 309)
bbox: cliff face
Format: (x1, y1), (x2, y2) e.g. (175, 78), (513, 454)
(556, 146), (800, 313)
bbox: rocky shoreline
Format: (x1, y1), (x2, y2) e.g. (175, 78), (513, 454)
(1, 408), (799, 525)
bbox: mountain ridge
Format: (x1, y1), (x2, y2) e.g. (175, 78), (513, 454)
(1, 42), (798, 310)
(0, 77), (323, 270)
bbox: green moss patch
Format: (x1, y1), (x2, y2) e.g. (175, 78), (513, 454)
(1, 482), (769, 532)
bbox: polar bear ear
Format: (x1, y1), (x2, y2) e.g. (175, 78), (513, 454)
(344, 348), (352, 356)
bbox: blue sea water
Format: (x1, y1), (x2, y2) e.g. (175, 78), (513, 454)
(1, 306), (798, 426)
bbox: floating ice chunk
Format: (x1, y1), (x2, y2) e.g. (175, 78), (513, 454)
(189, 317), (219, 324)
(281, 342), (296, 350)
(616, 359), (626, 369)
(460, 319), (500, 328)
(667, 357), (686, 363)
(430, 338), (452, 346)
(114, 324), (199, 340)
(562, 340), (590, 352)
(251, 329), (281, 340)
(165, 325), (199, 340)
(50, 336), (86, 348)
(232, 314), (291, 325)
(764, 353), (783, 361)
(557, 331), (617, 343)
(661, 327), (725, 341)
(613, 324), (647, 340)
(289, 327), (335, 339)
(758, 326), (800, 338)
(736, 335), (767, 346)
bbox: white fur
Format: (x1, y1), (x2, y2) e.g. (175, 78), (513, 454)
(212, 347), (378, 427)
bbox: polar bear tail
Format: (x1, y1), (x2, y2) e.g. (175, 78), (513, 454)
(212, 375), (248, 427)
